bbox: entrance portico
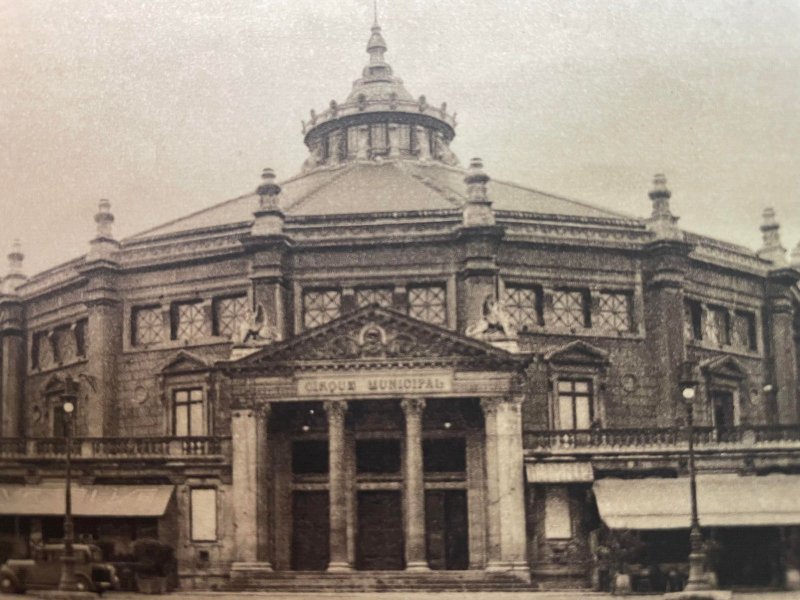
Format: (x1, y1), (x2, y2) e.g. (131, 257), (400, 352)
(225, 306), (529, 583)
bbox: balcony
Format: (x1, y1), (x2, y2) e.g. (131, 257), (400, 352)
(524, 425), (800, 457)
(0, 436), (231, 462)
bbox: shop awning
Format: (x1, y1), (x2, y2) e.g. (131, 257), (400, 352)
(594, 474), (800, 530)
(0, 484), (174, 517)
(526, 461), (594, 483)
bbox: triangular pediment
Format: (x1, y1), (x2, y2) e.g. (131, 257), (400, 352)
(223, 305), (526, 373)
(700, 355), (747, 380)
(544, 340), (610, 366)
(160, 350), (212, 374)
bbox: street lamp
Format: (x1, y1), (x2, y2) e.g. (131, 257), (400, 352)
(58, 379), (79, 592)
(679, 360), (712, 593)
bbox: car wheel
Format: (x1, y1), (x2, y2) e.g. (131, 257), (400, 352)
(0, 575), (17, 594)
(75, 576), (90, 592)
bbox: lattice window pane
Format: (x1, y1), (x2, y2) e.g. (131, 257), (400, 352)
(174, 302), (208, 341)
(356, 288), (393, 308)
(215, 296), (248, 338)
(408, 285), (446, 325)
(303, 290), (342, 328)
(551, 290), (586, 329)
(503, 286), (539, 333)
(134, 307), (163, 346)
(596, 292), (632, 333)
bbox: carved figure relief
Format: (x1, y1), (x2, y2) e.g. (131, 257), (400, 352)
(234, 303), (279, 345)
(465, 294), (516, 340)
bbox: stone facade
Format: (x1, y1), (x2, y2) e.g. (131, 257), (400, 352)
(1, 21), (800, 594)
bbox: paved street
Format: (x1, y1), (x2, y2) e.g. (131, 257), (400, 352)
(97, 591), (800, 600)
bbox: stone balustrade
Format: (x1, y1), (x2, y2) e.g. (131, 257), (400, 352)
(0, 436), (231, 460)
(524, 425), (800, 455)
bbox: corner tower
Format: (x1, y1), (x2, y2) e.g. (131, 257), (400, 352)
(301, 22), (458, 171)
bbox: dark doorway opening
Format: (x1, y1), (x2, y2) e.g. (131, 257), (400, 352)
(356, 491), (404, 570)
(716, 527), (782, 588)
(425, 490), (469, 570)
(711, 391), (735, 429)
(291, 491), (329, 571)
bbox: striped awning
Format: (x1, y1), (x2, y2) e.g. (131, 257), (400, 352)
(594, 474), (800, 529)
(0, 484), (174, 517)
(526, 461), (594, 483)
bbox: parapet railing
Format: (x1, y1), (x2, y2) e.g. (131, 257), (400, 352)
(0, 436), (231, 460)
(524, 425), (800, 454)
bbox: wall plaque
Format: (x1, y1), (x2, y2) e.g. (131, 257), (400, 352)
(296, 372), (453, 397)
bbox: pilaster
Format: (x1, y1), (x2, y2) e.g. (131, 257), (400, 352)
(642, 238), (692, 426)
(766, 267), (800, 423)
(0, 296), (25, 437)
(231, 407), (260, 563)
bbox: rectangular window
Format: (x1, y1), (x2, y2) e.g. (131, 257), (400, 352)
(173, 389), (205, 437)
(551, 289), (589, 329)
(190, 488), (217, 542)
(355, 287), (393, 309)
(132, 306), (163, 346)
(596, 291), (633, 333)
(292, 440), (329, 474)
(397, 124), (411, 151)
(423, 438), (466, 472)
(503, 285), (542, 333)
(704, 306), (730, 346)
(31, 333), (41, 370)
(303, 289), (342, 328)
(356, 439), (401, 474)
(74, 319), (87, 358)
(556, 379), (593, 430)
(544, 486), (572, 539)
(171, 301), (208, 341)
(53, 325), (76, 364)
(34, 332), (55, 370)
(407, 285), (447, 325)
(213, 295), (248, 338)
(370, 123), (388, 153)
(731, 310), (757, 351)
(684, 299), (703, 341)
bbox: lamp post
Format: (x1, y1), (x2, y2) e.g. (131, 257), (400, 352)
(58, 379), (79, 592)
(679, 360), (711, 592)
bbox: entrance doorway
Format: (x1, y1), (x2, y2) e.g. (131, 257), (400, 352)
(712, 391), (736, 429)
(291, 491), (329, 571)
(356, 491), (404, 570)
(425, 490), (469, 570)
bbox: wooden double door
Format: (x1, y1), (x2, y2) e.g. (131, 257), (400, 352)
(425, 490), (469, 570)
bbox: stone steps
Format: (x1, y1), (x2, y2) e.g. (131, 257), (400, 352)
(227, 568), (534, 592)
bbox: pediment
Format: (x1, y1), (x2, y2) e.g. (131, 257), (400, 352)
(544, 340), (610, 366)
(224, 305), (526, 373)
(700, 355), (747, 380)
(160, 350), (212, 374)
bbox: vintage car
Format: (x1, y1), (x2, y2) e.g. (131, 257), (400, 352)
(0, 543), (119, 594)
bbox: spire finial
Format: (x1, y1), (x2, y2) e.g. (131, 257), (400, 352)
(94, 198), (115, 239)
(757, 207), (787, 265)
(462, 158), (495, 227)
(256, 168), (282, 210)
(3, 239), (26, 294)
(646, 173), (682, 240)
(373, 0), (378, 26)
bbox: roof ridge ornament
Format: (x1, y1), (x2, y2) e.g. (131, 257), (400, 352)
(757, 207), (787, 266)
(252, 167), (286, 237)
(462, 158), (495, 227)
(2, 239), (26, 295)
(646, 173), (682, 240)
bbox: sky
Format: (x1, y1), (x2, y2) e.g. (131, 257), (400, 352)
(1, 0), (799, 276)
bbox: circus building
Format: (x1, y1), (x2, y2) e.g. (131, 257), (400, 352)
(1, 19), (800, 595)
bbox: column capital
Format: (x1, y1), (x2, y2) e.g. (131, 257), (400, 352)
(255, 403), (272, 419)
(323, 399), (348, 420)
(480, 397), (500, 416)
(400, 397), (426, 415)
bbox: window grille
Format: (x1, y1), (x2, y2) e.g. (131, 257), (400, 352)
(596, 292), (632, 333)
(173, 388), (205, 437)
(172, 301), (208, 341)
(503, 286), (540, 332)
(407, 285), (446, 325)
(355, 287), (393, 308)
(551, 289), (587, 329)
(133, 306), (163, 346)
(556, 379), (593, 430)
(303, 289), (342, 328)
(213, 296), (248, 338)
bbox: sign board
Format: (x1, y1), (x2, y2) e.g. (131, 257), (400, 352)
(296, 372), (453, 397)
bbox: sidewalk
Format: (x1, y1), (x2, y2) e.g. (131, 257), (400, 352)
(101, 590), (800, 600)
